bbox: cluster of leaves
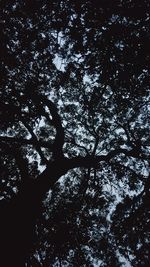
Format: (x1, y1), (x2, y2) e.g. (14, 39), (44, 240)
(30, 169), (117, 266)
(112, 178), (150, 267)
(0, 0), (150, 266)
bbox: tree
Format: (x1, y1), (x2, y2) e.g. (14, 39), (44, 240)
(0, 0), (149, 266)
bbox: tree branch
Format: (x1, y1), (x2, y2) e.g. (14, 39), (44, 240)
(22, 120), (49, 164)
(0, 135), (53, 149)
(31, 94), (65, 159)
(34, 147), (148, 198)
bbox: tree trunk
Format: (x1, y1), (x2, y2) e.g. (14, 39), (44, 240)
(0, 189), (39, 266)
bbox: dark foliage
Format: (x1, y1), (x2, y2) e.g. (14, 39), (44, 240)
(0, 1), (149, 266)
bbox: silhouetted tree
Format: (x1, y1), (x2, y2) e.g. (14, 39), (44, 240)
(0, 1), (149, 266)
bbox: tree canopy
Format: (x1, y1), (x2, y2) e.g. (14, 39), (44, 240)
(0, 1), (150, 266)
